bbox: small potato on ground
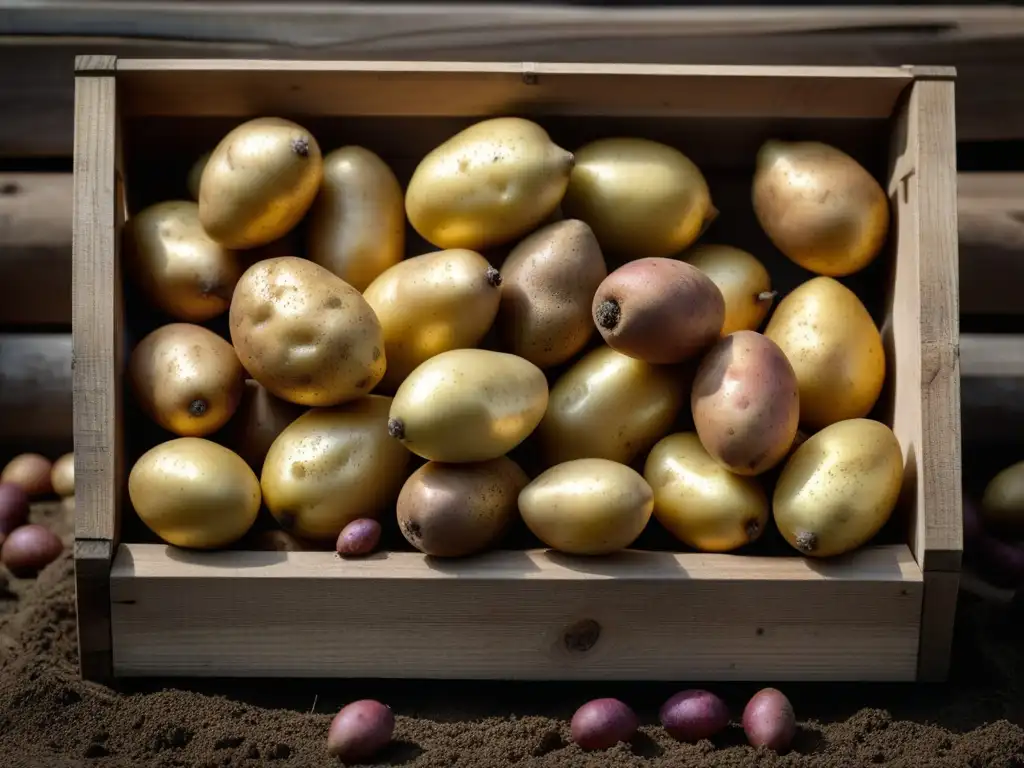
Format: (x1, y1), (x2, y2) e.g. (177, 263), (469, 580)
(571, 698), (639, 751)
(660, 689), (730, 743)
(1, 454), (53, 498)
(0, 483), (30, 535)
(742, 688), (796, 752)
(327, 700), (395, 762)
(1, 524), (64, 577)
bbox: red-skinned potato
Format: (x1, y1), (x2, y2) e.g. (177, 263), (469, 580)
(660, 689), (730, 743)
(1, 524), (64, 577)
(336, 518), (382, 557)
(742, 688), (796, 752)
(691, 331), (800, 476)
(0, 483), (30, 536)
(571, 698), (639, 750)
(327, 700), (394, 762)
(593, 258), (724, 364)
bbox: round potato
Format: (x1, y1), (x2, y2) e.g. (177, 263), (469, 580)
(684, 244), (775, 336)
(593, 257), (724, 364)
(561, 137), (715, 264)
(388, 349), (548, 463)
(363, 248), (502, 392)
(229, 256), (385, 406)
(123, 200), (243, 322)
(691, 331), (799, 476)
(497, 219), (607, 369)
(396, 457), (528, 557)
(981, 461), (1024, 535)
(519, 458), (654, 555)
(199, 117), (323, 249)
(261, 395), (411, 543)
(773, 418), (903, 558)
(50, 452), (75, 498)
(307, 146), (405, 291)
(405, 117), (575, 250)
(128, 323), (245, 437)
(537, 345), (686, 468)
(128, 437), (261, 549)
(764, 276), (885, 430)
(644, 432), (768, 552)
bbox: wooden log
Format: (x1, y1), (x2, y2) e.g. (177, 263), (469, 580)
(0, 174), (73, 326)
(0, 333), (72, 455)
(1, 4), (1024, 156)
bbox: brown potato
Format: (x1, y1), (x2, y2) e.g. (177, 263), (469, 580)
(123, 200), (244, 322)
(221, 380), (306, 471)
(261, 395), (411, 543)
(199, 117), (323, 249)
(537, 345), (687, 468)
(0, 455), (52, 498)
(684, 244), (775, 336)
(497, 219), (607, 369)
(363, 248), (502, 393)
(593, 257), (724, 364)
(396, 457), (528, 557)
(307, 146), (405, 291)
(691, 331), (799, 476)
(229, 256), (385, 406)
(128, 323), (245, 436)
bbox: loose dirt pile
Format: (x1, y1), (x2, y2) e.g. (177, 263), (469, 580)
(2, 503), (1024, 767)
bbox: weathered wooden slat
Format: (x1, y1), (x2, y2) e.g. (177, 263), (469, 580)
(1, 5), (1024, 155)
(0, 333), (72, 454)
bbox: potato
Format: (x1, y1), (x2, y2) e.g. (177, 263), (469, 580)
(1, 524), (63, 577)
(261, 395), (410, 543)
(518, 458), (653, 555)
(405, 117), (574, 250)
(336, 518), (382, 557)
(496, 219), (607, 368)
(229, 256), (385, 406)
(0, 484), (29, 535)
(388, 349), (548, 463)
(0, 454), (53, 498)
(396, 457), (527, 557)
(123, 200), (243, 322)
(220, 380), (306, 472)
(327, 700), (394, 762)
(186, 151), (210, 201)
(964, 495), (1024, 589)
(644, 432), (768, 552)
(753, 140), (889, 277)
(562, 137), (715, 264)
(659, 689), (730, 743)
(684, 244), (775, 335)
(537, 345), (686, 468)
(128, 323), (245, 437)
(199, 117), (323, 249)
(773, 418), (903, 558)
(50, 453), (74, 498)
(593, 257), (724, 364)
(128, 438), (261, 549)
(571, 699), (639, 751)
(981, 460), (1024, 535)
(307, 146), (404, 291)
(742, 688), (796, 752)
(691, 331), (799, 476)
(364, 248), (502, 393)
(764, 276), (885, 430)
(254, 529), (306, 552)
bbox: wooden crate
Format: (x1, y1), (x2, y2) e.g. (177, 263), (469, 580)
(73, 57), (961, 683)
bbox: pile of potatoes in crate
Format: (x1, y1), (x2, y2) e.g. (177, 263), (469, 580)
(124, 114), (902, 560)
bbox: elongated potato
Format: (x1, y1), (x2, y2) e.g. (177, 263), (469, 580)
(307, 146), (405, 291)
(363, 248), (502, 392)
(261, 395), (411, 542)
(537, 345), (686, 467)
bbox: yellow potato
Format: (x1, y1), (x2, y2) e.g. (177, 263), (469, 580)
(396, 457), (528, 557)
(199, 117), (323, 249)
(561, 137), (715, 264)
(684, 244), (775, 335)
(753, 139), (890, 277)
(128, 437), (261, 549)
(363, 248), (502, 393)
(221, 379), (306, 471)
(388, 349), (548, 463)
(261, 395), (411, 543)
(644, 432), (768, 552)
(981, 461), (1024, 534)
(497, 219), (607, 369)
(405, 117), (574, 250)
(773, 418), (903, 558)
(123, 200), (243, 322)
(518, 458), (654, 555)
(50, 452), (75, 498)
(128, 323), (245, 436)
(307, 146), (405, 291)
(1, 453), (52, 497)
(186, 151), (210, 200)
(229, 256), (385, 406)
(536, 345), (686, 467)
(764, 276), (885, 430)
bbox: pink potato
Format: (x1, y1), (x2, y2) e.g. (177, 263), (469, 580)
(1, 524), (64, 577)
(571, 698), (639, 750)
(742, 688), (796, 752)
(327, 699), (394, 762)
(659, 689), (730, 742)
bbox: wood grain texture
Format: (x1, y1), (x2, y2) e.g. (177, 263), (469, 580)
(110, 543), (922, 680)
(917, 569), (960, 682)
(75, 538), (113, 683)
(1, 5), (1023, 155)
(0, 174), (73, 326)
(0, 333), (71, 451)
